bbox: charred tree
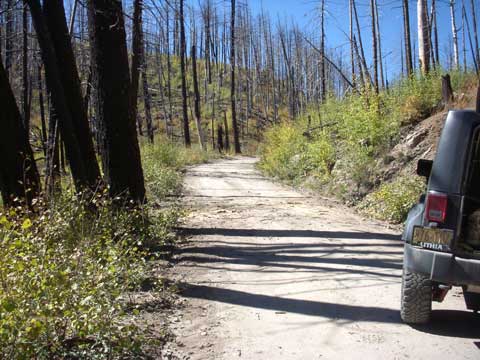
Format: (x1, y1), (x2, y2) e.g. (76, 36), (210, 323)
(27, 0), (89, 192)
(130, 0), (143, 135)
(471, 0), (479, 67)
(192, 44), (206, 150)
(141, 60), (153, 143)
(0, 59), (39, 206)
(43, 0), (101, 190)
(230, 0), (241, 153)
(5, 0), (13, 79)
(179, 0), (191, 147)
(370, 0), (378, 93)
(403, 0), (413, 75)
(88, 0), (146, 203)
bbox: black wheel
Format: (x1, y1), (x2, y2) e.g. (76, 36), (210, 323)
(401, 268), (432, 324)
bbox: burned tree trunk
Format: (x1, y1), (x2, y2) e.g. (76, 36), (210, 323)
(442, 74), (454, 108)
(88, 0), (145, 203)
(180, 0), (191, 147)
(5, 0), (13, 79)
(27, 0), (89, 192)
(223, 111), (230, 152)
(471, 0), (479, 67)
(230, 0), (241, 153)
(370, 0), (378, 93)
(141, 64), (154, 144)
(130, 0), (143, 135)
(0, 59), (39, 206)
(22, 1), (30, 135)
(403, 0), (413, 76)
(192, 45), (206, 150)
(43, 0), (101, 190)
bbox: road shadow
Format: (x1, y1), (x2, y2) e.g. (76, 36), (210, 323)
(176, 228), (403, 278)
(179, 228), (401, 241)
(180, 283), (400, 323)
(413, 310), (480, 339)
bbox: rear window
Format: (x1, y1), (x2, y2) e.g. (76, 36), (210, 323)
(465, 128), (480, 200)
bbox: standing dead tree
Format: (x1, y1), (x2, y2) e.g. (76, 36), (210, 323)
(230, 0), (241, 153)
(179, 0), (191, 147)
(418, 0), (431, 74)
(88, 0), (145, 202)
(0, 59), (39, 206)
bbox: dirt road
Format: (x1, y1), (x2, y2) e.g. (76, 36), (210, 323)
(168, 157), (479, 359)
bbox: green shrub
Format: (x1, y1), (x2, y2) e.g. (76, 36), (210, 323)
(0, 136), (214, 358)
(0, 194), (151, 358)
(259, 71), (474, 221)
(358, 176), (425, 223)
(259, 124), (305, 180)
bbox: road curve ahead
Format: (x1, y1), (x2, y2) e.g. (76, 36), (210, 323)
(169, 157), (479, 360)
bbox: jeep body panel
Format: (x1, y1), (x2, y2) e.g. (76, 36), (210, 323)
(403, 110), (480, 288)
(428, 110), (480, 194)
(404, 244), (480, 286)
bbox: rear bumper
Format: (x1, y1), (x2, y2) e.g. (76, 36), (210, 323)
(404, 243), (480, 286)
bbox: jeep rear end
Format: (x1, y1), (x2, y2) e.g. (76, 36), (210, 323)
(401, 110), (480, 324)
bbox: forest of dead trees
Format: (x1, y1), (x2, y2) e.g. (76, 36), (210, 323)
(0, 0), (479, 208)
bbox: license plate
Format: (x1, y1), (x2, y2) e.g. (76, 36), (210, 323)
(412, 226), (453, 251)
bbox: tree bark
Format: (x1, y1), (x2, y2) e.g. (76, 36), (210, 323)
(179, 0), (191, 147)
(192, 45), (206, 150)
(88, 0), (146, 203)
(370, 0), (378, 93)
(0, 59), (40, 206)
(442, 74), (454, 108)
(5, 0), (13, 79)
(22, 1), (30, 135)
(130, 0), (143, 135)
(350, 0), (356, 86)
(141, 60), (154, 144)
(320, 0), (326, 101)
(27, 0), (90, 192)
(418, 0), (430, 74)
(224, 110), (230, 152)
(471, 0), (480, 67)
(230, 0), (241, 153)
(352, 0), (371, 87)
(43, 0), (101, 190)
(450, 0), (460, 70)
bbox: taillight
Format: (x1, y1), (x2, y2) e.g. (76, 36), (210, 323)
(425, 192), (448, 223)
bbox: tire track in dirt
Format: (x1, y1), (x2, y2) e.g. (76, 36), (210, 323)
(166, 157), (479, 360)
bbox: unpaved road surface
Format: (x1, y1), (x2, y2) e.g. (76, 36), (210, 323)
(168, 157), (479, 359)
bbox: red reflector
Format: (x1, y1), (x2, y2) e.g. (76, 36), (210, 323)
(426, 192), (447, 223)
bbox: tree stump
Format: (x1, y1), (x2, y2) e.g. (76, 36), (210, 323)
(442, 74), (454, 108)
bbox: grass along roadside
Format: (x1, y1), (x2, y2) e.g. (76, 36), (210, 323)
(258, 70), (478, 224)
(0, 138), (218, 358)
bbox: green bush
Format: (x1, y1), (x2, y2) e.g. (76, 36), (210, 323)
(358, 176), (425, 223)
(259, 71), (475, 221)
(258, 124), (305, 180)
(0, 137), (215, 358)
(0, 194), (150, 358)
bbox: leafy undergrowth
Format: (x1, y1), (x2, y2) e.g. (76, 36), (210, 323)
(0, 139), (215, 358)
(358, 176), (425, 223)
(259, 70), (477, 223)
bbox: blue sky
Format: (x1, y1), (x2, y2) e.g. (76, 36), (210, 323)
(249, 0), (478, 80)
